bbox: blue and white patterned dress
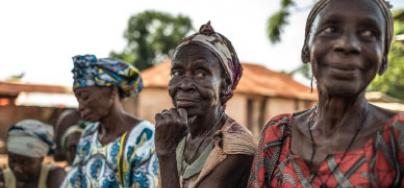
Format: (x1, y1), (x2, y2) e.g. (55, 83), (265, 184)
(61, 121), (158, 188)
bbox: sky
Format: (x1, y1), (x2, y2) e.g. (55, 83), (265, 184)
(1, 0), (403, 86)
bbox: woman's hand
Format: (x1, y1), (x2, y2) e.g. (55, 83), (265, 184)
(155, 108), (188, 157)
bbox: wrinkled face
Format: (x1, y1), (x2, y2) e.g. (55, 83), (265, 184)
(8, 152), (43, 182)
(308, 0), (386, 97)
(169, 44), (225, 118)
(65, 132), (81, 165)
(74, 86), (114, 122)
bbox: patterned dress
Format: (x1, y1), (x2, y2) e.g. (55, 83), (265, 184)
(61, 121), (158, 188)
(248, 112), (404, 188)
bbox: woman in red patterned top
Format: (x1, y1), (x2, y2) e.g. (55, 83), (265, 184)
(249, 0), (404, 187)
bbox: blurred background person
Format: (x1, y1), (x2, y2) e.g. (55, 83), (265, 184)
(60, 120), (86, 167)
(0, 119), (66, 188)
(54, 109), (81, 163)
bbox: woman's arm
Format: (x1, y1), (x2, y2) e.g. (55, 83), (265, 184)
(158, 155), (181, 188)
(155, 108), (188, 188)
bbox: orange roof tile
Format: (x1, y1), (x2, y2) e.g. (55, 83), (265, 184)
(0, 81), (72, 96)
(141, 60), (317, 100)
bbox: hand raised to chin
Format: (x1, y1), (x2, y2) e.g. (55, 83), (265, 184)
(155, 108), (188, 157)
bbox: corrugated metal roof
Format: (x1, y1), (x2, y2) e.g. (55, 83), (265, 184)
(141, 60), (317, 100)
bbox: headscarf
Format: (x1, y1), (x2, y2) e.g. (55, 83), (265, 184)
(301, 0), (394, 63)
(172, 21), (242, 100)
(72, 54), (143, 97)
(7, 119), (55, 158)
(60, 122), (86, 151)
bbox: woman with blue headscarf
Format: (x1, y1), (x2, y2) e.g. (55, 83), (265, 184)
(61, 55), (158, 188)
(0, 119), (66, 188)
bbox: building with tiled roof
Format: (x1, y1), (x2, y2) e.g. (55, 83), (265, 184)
(138, 60), (317, 135)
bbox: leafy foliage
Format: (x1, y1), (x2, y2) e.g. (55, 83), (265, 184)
(110, 11), (193, 70)
(267, 0), (295, 43)
(369, 10), (404, 100)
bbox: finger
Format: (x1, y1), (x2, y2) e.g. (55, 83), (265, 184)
(177, 108), (188, 126)
(155, 113), (164, 124)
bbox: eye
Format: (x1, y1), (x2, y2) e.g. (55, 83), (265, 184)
(171, 70), (183, 77)
(195, 69), (207, 78)
(360, 29), (377, 40)
(322, 26), (338, 34)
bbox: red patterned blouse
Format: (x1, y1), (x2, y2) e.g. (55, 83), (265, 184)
(248, 112), (404, 188)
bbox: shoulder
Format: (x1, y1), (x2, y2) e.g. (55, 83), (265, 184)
(383, 113), (404, 149)
(127, 120), (155, 145)
(81, 121), (98, 137)
(201, 154), (253, 187)
(260, 113), (293, 142)
(224, 117), (253, 137)
(125, 121), (156, 163)
(220, 117), (257, 155)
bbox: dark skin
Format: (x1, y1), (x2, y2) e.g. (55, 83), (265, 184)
(65, 132), (82, 165)
(155, 44), (252, 188)
(0, 152), (66, 188)
(291, 0), (396, 172)
(74, 86), (140, 146)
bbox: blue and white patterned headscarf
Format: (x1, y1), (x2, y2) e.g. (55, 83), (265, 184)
(7, 119), (55, 158)
(72, 54), (143, 97)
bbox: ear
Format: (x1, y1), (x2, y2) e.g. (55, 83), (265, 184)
(378, 57), (388, 75)
(301, 45), (311, 64)
(219, 80), (231, 105)
(110, 86), (120, 101)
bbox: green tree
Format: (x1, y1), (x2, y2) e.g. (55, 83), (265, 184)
(110, 11), (193, 70)
(268, 0), (313, 80)
(368, 10), (404, 100)
(267, 0), (296, 43)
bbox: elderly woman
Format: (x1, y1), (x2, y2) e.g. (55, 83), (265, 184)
(61, 55), (158, 188)
(155, 22), (257, 188)
(0, 119), (66, 188)
(249, 0), (404, 187)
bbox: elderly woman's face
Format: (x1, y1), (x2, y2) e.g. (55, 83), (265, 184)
(74, 86), (113, 121)
(169, 44), (224, 118)
(308, 0), (386, 97)
(8, 152), (43, 182)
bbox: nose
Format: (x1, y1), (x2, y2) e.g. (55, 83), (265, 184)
(178, 77), (196, 91)
(334, 32), (361, 55)
(78, 103), (87, 115)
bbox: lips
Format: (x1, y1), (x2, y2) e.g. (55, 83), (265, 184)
(326, 65), (358, 80)
(175, 99), (199, 108)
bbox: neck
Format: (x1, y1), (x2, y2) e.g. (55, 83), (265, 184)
(313, 91), (368, 134)
(188, 106), (225, 139)
(99, 102), (127, 136)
